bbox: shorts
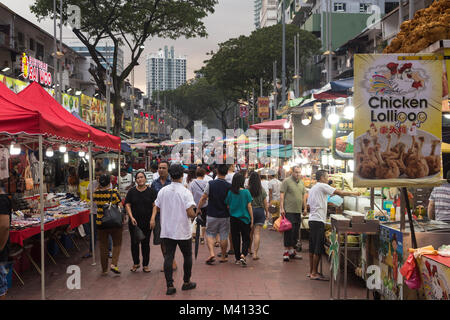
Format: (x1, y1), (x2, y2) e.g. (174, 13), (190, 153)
(153, 215), (162, 245)
(0, 263), (9, 297)
(253, 207), (266, 226)
(308, 221), (325, 255)
(206, 216), (230, 241)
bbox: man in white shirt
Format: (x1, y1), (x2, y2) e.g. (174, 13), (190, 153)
(151, 164), (197, 295)
(306, 170), (360, 281)
(268, 174), (282, 223)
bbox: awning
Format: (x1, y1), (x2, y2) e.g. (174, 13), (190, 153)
(18, 82), (121, 151)
(250, 119), (289, 130)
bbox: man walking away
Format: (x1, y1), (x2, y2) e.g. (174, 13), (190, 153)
(428, 170), (450, 223)
(307, 170), (360, 281)
(151, 164), (197, 295)
(196, 164), (231, 264)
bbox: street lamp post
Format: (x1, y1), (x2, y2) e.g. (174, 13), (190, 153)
(53, 0), (58, 103)
(131, 67), (135, 139)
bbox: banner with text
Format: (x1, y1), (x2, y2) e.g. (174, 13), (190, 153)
(354, 54), (443, 187)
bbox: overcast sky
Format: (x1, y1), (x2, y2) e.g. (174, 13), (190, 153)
(1, 0), (254, 93)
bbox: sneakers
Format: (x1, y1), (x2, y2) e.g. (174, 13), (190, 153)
(289, 251), (303, 260)
(181, 282), (197, 291)
(166, 287), (176, 295)
(283, 252), (290, 262)
(110, 265), (121, 274)
(240, 258), (247, 267)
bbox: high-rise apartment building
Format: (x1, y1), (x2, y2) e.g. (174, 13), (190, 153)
(260, 0), (278, 28)
(254, 0), (262, 29)
(146, 46), (187, 100)
(70, 42), (124, 74)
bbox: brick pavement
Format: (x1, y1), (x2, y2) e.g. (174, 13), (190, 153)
(6, 226), (367, 300)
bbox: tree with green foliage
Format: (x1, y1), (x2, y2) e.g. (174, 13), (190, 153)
(31, 0), (217, 135)
(201, 24), (321, 110)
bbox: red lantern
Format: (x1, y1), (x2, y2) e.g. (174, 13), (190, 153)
(140, 112), (144, 117)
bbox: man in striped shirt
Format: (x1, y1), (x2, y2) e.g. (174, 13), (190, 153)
(428, 170), (450, 223)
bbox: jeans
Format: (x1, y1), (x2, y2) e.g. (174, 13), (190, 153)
(283, 213), (301, 248)
(98, 227), (123, 272)
(129, 225), (151, 267)
(161, 238), (192, 288)
(230, 216), (251, 261)
(0, 263), (9, 297)
(84, 214), (112, 253)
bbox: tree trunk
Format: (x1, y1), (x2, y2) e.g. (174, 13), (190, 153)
(112, 80), (123, 136)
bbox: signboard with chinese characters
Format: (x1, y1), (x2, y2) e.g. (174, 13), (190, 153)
(333, 119), (354, 160)
(257, 97), (270, 118)
(354, 54), (443, 187)
(21, 53), (52, 86)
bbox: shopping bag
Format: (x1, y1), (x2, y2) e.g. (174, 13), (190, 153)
(273, 216), (281, 231)
(24, 166), (33, 191)
(400, 253), (416, 280)
(404, 266), (421, 290)
(131, 225), (146, 244)
(278, 216), (292, 232)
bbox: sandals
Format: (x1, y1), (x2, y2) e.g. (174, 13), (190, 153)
(200, 238), (205, 245)
(130, 265), (140, 272)
(310, 274), (329, 281)
(214, 242), (220, 247)
(110, 265), (121, 274)
(143, 266), (151, 273)
(205, 256), (216, 265)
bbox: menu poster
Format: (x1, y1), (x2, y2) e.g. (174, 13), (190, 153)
(354, 54), (443, 187)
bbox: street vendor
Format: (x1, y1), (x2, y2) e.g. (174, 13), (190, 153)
(307, 170), (360, 281)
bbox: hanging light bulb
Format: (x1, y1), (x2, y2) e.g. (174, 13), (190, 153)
(59, 144), (67, 153)
(108, 163), (113, 172)
(301, 112), (312, 126)
(313, 103), (322, 120)
(111, 161), (116, 169)
(343, 97), (355, 119)
(327, 106), (340, 125)
(322, 127), (333, 139)
(283, 117), (290, 129)
(46, 147), (54, 157)
(64, 152), (69, 163)
(10, 142), (21, 155)
(85, 153), (90, 160)
(78, 150), (85, 157)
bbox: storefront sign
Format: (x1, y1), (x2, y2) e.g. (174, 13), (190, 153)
(80, 94), (113, 127)
(333, 119), (354, 160)
(257, 97), (270, 118)
(0, 74), (28, 93)
(21, 53), (52, 86)
(354, 54), (443, 187)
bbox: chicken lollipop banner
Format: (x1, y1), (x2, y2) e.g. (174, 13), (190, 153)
(354, 54), (443, 187)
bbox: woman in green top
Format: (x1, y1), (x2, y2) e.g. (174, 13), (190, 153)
(225, 173), (253, 266)
(247, 172), (269, 260)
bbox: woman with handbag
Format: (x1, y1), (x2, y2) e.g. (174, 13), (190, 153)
(247, 172), (269, 260)
(93, 174), (123, 275)
(225, 173), (254, 266)
(125, 170), (157, 273)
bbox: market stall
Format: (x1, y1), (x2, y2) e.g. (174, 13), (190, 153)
(0, 81), (120, 299)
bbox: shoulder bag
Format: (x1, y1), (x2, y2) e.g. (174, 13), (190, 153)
(100, 190), (122, 229)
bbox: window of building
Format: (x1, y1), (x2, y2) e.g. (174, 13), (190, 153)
(17, 32), (24, 47)
(360, 3), (371, 13)
(29, 38), (35, 51)
(36, 42), (44, 60)
(334, 2), (346, 12)
(385, 2), (399, 14)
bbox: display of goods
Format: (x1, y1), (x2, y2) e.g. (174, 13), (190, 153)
(384, 1), (450, 53)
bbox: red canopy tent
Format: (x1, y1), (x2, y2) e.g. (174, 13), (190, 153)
(250, 119), (290, 130)
(18, 82), (120, 151)
(0, 81), (92, 144)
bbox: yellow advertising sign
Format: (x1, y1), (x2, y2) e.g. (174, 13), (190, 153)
(354, 54), (443, 187)
(0, 74), (28, 93)
(257, 97), (270, 118)
(80, 94), (114, 127)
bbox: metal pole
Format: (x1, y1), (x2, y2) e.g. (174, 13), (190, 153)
(106, 45), (111, 133)
(272, 60), (277, 121)
(39, 135), (45, 300)
(53, 0), (58, 103)
(327, 0), (332, 83)
(409, 0), (414, 20)
(131, 68), (135, 139)
(281, 0), (286, 109)
(148, 103), (151, 139)
(157, 90), (160, 139)
(59, 0), (63, 100)
(399, 1), (404, 31)
(88, 145), (96, 265)
(294, 34), (297, 98)
(296, 33), (300, 98)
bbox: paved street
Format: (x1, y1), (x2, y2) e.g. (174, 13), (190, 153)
(7, 226), (367, 300)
